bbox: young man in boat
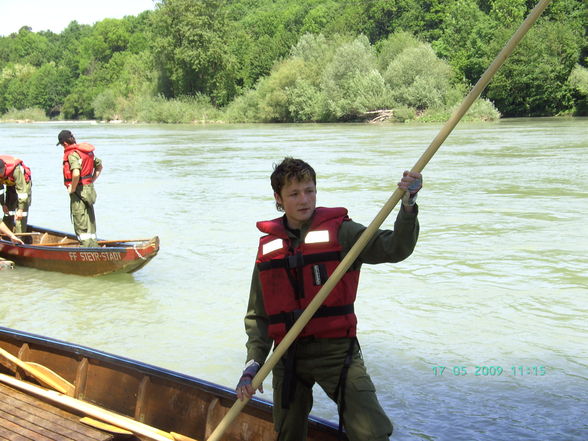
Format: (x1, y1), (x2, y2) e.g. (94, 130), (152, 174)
(0, 155), (32, 236)
(56, 130), (103, 247)
(236, 157), (422, 441)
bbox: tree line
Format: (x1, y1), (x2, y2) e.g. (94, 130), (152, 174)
(0, 0), (586, 123)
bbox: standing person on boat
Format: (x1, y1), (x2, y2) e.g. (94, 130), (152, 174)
(0, 220), (24, 244)
(0, 155), (32, 235)
(56, 130), (103, 247)
(236, 157), (422, 441)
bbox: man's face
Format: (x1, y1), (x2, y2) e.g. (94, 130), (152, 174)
(275, 177), (317, 229)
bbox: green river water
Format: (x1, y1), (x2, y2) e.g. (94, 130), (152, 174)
(0, 118), (586, 440)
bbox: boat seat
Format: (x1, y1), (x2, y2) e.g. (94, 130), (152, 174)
(38, 233), (49, 245)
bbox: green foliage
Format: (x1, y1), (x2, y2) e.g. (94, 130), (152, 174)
(375, 31), (422, 71)
(488, 0), (526, 25)
(0, 27), (57, 68)
(0, 63), (35, 112)
(0, 107), (48, 121)
(151, 0), (235, 105)
(350, 0), (424, 41)
(135, 94), (222, 123)
(28, 63), (72, 116)
(568, 64), (588, 115)
(222, 89), (262, 123)
(417, 97), (501, 123)
(485, 20), (583, 116)
(0, 0), (586, 121)
(433, 0), (495, 82)
(319, 36), (389, 120)
(92, 89), (121, 121)
(61, 76), (99, 119)
(383, 43), (455, 110)
(569, 64), (588, 95)
(224, 32), (499, 123)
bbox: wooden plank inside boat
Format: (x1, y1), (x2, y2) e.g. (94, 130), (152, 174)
(0, 382), (124, 441)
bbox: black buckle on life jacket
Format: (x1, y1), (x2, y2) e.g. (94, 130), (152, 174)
(268, 304), (354, 327)
(287, 253), (304, 269)
(270, 310), (304, 329)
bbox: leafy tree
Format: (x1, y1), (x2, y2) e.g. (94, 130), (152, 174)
(224, 0), (318, 97)
(375, 31), (423, 72)
(485, 19), (583, 116)
(487, 0), (526, 25)
(300, 1), (340, 35)
(568, 64), (588, 115)
(0, 27), (57, 67)
(352, 0), (423, 42)
(151, 0), (235, 105)
(61, 76), (99, 119)
(28, 63), (72, 115)
(0, 64), (35, 112)
(433, 0), (495, 82)
(320, 35), (389, 120)
(384, 43), (456, 110)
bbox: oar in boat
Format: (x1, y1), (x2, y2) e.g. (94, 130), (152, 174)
(0, 373), (198, 441)
(0, 347), (75, 395)
(206, 1), (554, 440)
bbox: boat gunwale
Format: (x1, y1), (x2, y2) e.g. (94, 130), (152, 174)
(0, 326), (341, 433)
(0, 224), (158, 251)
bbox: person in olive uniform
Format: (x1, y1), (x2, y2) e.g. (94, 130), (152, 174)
(0, 155), (32, 234)
(57, 130), (103, 247)
(236, 157), (422, 441)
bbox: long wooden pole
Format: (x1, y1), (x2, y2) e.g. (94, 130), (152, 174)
(207, 1), (552, 439)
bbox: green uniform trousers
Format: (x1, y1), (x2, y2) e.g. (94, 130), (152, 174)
(272, 337), (393, 441)
(69, 184), (98, 247)
(2, 185), (31, 234)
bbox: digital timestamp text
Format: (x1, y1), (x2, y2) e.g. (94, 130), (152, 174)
(432, 365), (547, 376)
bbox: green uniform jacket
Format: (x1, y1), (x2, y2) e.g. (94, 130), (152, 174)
(1, 165), (31, 210)
(245, 205), (420, 364)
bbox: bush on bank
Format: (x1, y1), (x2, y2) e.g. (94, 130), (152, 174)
(0, 107), (48, 122)
(223, 32), (501, 123)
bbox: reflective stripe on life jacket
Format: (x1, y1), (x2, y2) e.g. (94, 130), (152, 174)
(0, 155), (32, 185)
(256, 207), (359, 344)
(62, 143), (96, 187)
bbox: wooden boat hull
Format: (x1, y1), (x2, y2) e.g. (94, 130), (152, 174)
(0, 327), (345, 441)
(0, 225), (159, 276)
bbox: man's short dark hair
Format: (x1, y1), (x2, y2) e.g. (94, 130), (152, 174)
(57, 130), (76, 146)
(271, 157), (316, 211)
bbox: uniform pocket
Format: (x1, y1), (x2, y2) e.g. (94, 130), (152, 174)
(80, 185), (97, 205)
(350, 375), (376, 392)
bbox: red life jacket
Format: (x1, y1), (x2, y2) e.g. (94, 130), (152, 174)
(62, 143), (96, 187)
(0, 155), (32, 185)
(256, 207), (359, 344)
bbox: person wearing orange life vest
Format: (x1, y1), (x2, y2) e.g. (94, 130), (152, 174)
(236, 157), (422, 441)
(57, 130), (103, 247)
(0, 155), (32, 235)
